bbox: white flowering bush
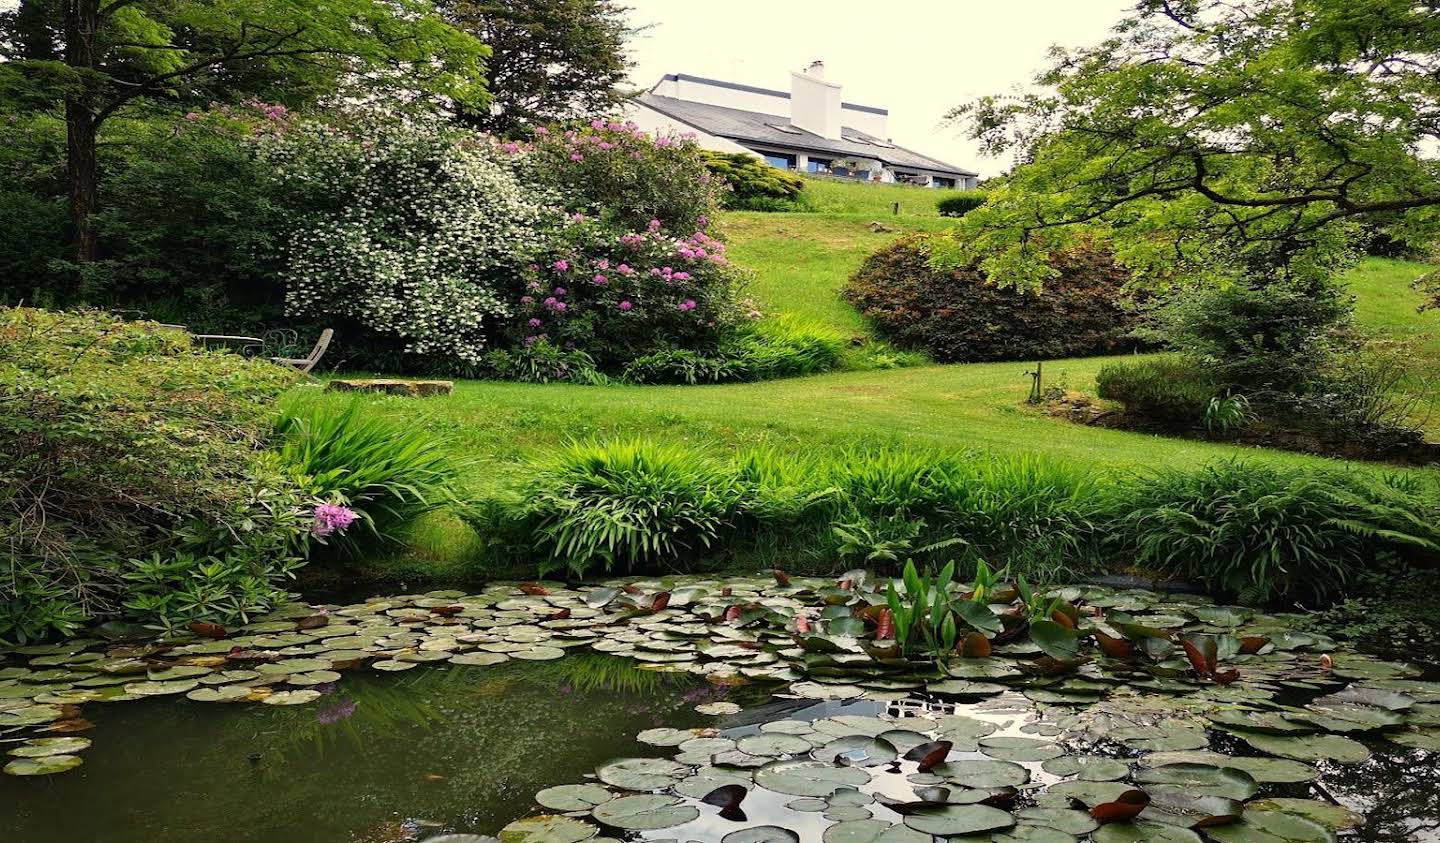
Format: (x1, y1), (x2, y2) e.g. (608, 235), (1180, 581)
(262, 117), (558, 365)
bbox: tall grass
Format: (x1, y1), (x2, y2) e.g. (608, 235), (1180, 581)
(275, 399), (460, 552)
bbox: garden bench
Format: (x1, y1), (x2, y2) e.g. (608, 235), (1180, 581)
(184, 327), (333, 374)
(268, 328), (334, 374)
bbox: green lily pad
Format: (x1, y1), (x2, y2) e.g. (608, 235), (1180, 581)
(813, 735), (898, 766)
(1034, 780), (1133, 808)
(696, 702), (741, 715)
(3, 754), (83, 776)
(1138, 752), (1316, 783)
(673, 765), (752, 799)
(721, 827), (800, 843)
(930, 759), (1030, 788)
(753, 758), (870, 796)
(535, 783), (613, 812)
(187, 685), (253, 703)
(7, 737), (91, 757)
(1134, 763), (1258, 800)
(1040, 756), (1129, 781)
(450, 652), (510, 667)
(1091, 821), (1202, 842)
(497, 814), (598, 843)
(1203, 810), (1337, 843)
(902, 803), (1015, 836)
(596, 757), (687, 791)
(1142, 791), (1244, 828)
(1016, 807), (1099, 835)
(1229, 730), (1371, 763)
(736, 733), (812, 757)
(977, 736), (1063, 762)
(1245, 799), (1363, 831)
(591, 794), (699, 830)
(124, 679), (200, 696)
(821, 819), (930, 843)
(371, 659), (418, 672)
(262, 689), (321, 705)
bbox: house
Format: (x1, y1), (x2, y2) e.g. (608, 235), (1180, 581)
(627, 61), (979, 190)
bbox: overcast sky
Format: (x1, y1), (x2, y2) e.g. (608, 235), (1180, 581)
(621, 0), (1134, 176)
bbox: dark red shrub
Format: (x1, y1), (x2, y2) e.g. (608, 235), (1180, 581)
(844, 236), (1145, 362)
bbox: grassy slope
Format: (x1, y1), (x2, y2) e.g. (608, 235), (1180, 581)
(323, 179), (1439, 577)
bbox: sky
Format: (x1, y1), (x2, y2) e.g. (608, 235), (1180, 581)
(620, 0), (1135, 177)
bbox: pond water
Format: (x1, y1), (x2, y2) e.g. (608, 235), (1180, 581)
(0, 655), (773, 842)
(3, 579), (1440, 843)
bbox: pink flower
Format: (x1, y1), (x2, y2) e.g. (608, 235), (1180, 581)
(528, 317), (543, 327)
(312, 503), (358, 538)
(673, 271), (691, 281)
(521, 295), (535, 305)
(570, 153), (584, 162)
(618, 300), (633, 312)
(590, 119), (606, 129)
(595, 259), (609, 270)
(598, 142), (613, 150)
(617, 264), (633, 275)
(571, 213), (587, 222)
(535, 126), (549, 136)
(184, 112), (203, 121)
(679, 299), (697, 312)
(553, 287), (567, 296)
(648, 219), (662, 233)
(552, 259), (569, 272)
(500, 142), (521, 154)
(592, 274), (608, 285)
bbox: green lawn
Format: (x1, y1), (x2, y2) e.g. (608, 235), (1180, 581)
(796, 175), (952, 217)
(314, 198), (1439, 578)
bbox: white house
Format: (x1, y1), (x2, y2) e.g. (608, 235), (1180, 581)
(627, 61), (979, 189)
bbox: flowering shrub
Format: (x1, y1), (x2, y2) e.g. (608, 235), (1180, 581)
(516, 120), (725, 234)
(506, 216), (749, 371)
(263, 116), (558, 366)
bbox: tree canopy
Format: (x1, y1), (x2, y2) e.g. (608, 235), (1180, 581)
(0, 0), (490, 263)
(441, 0), (633, 136)
(939, 0), (1440, 295)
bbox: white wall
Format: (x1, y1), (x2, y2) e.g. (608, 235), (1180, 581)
(650, 76), (790, 117)
(790, 69), (843, 139)
(624, 102), (757, 155)
(841, 106), (889, 139)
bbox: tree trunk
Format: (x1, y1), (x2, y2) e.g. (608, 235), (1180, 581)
(65, 0), (102, 266)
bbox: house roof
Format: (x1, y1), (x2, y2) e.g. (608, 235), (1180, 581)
(656, 73), (888, 116)
(637, 92), (978, 178)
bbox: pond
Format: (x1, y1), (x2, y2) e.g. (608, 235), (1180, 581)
(2, 577), (1439, 842)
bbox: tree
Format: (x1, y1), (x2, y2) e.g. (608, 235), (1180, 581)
(440, 0), (633, 135)
(939, 0), (1440, 297)
(0, 0), (490, 266)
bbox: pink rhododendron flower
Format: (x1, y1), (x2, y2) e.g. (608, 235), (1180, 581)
(552, 259), (569, 272)
(528, 318), (543, 327)
(592, 274), (608, 285)
(679, 299), (697, 312)
(618, 300), (633, 311)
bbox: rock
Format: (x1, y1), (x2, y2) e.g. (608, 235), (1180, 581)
(325, 379), (453, 397)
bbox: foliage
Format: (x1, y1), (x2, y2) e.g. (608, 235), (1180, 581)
(0, 0), (489, 268)
(885, 559), (960, 660)
(442, 0), (633, 135)
(274, 399), (461, 554)
(845, 235), (1144, 363)
(484, 340), (609, 384)
(941, 0), (1440, 294)
(1203, 394), (1255, 437)
(936, 192), (987, 218)
(1154, 278), (1355, 398)
(0, 308), (308, 642)
(700, 152), (808, 210)
(1097, 355), (1219, 426)
(507, 217), (747, 372)
(264, 115), (556, 367)
(1104, 461), (1440, 603)
(621, 318), (846, 385)
(501, 440), (747, 577)
(519, 121), (725, 234)
(1311, 341), (1437, 446)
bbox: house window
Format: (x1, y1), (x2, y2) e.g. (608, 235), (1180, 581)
(807, 158), (833, 173)
(932, 177), (956, 189)
(762, 152), (796, 170)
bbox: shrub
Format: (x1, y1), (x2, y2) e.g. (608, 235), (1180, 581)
(1096, 355), (1220, 426)
(845, 235), (1144, 363)
(937, 192), (987, 217)
(1104, 461), (1440, 604)
(500, 440), (747, 577)
(700, 151), (807, 210)
(510, 218), (748, 372)
(262, 115), (557, 368)
(1154, 278), (1353, 398)
(520, 120), (724, 234)
(0, 308), (309, 642)
(274, 399), (461, 555)
(620, 318), (846, 384)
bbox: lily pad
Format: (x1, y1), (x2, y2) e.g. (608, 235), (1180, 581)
(1041, 756), (1129, 781)
(1138, 752), (1316, 784)
(821, 819), (930, 843)
(930, 759), (1030, 788)
(977, 736), (1063, 762)
(535, 783), (613, 812)
(596, 757), (688, 791)
(187, 685), (253, 703)
(1134, 763), (1258, 800)
(1204, 810), (1337, 843)
(1228, 730), (1371, 763)
(262, 689), (322, 706)
(736, 733), (812, 757)
(497, 815), (598, 843)
(3, 754), (83, 776)
(753, 758), (870, 796)
(7, 737), (91, 757)
(902, 803), (1015, 836)
(591, 794), (699, 830)
(813, 735), (899, 766)
(721, 827), (800, 843)
(1244, 799), (1362, 832)
(696, 701), (741, 716)
(1016, 807), (1098, 835)
(1091, 821), (1203, 842)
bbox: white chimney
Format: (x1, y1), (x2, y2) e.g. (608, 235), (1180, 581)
(790, 60), (843, 140)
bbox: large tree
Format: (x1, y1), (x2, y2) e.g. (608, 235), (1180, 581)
(0, 0), (489, 265)
(941, 0), (1440, 296)
(441, 0), (632, 135)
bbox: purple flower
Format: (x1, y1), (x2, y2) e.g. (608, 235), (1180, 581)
(528, 318), (543, 327)
(534, 126), (550, 136)
(521, 295), (535, 305)
(570, 153), (584, 162)
(592, 274), (608, 285)
(552, 259), (569, 272)
(679, 299), (697, 312)
(673, 272), (691, 281)
(618, 300), (634, 312)
(500, 142), (521, 154)
(553, 287), (567, 296)
(312, 503), (358, 538)
(647, 219), (663, 233)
